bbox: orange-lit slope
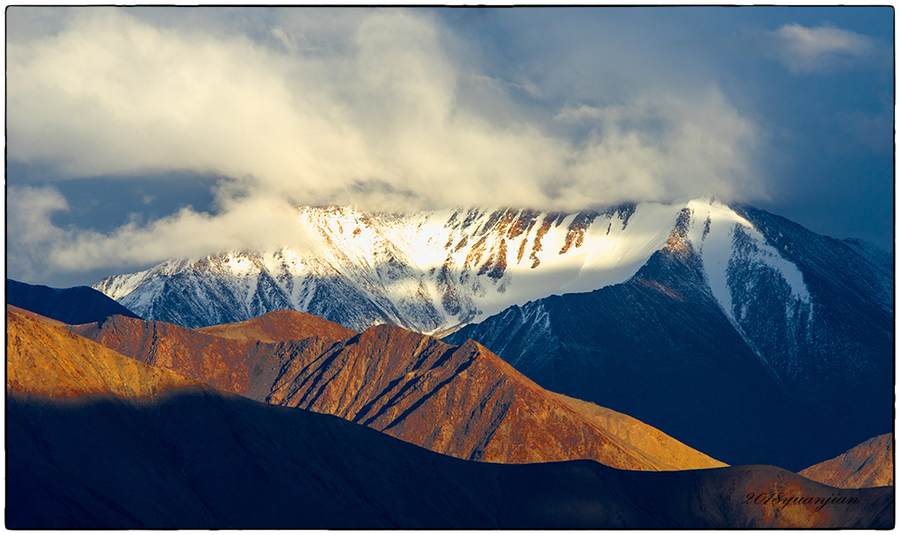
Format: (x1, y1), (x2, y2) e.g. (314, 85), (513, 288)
(70, 314), (293, 401)
(799, 433), (893, 489)
(73, 314), (724, 471)
(267, 324), (726, 470)
(7, 308), (197, 398)
(7, 304), (68, 328)
(7, 308), (893, 529)
(196, 309), (355, 343)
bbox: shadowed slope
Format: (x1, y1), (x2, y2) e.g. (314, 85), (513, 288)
(7, 308), (894, 529)
(799, 434), (894, 489)
(196, 309), (355, 343)
(71, 314), (723, 471)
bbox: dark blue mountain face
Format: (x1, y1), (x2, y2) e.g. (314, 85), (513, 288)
(447, 207), (893, 472)
(728, 205), (893, 399)
(7, 279), (141, 325)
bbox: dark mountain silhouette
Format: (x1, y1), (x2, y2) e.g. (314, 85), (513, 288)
(7, 308), (894, 529)
(7, 278), (141, 325)
(69, 312), (724, 471)
(799, 433), (893, 489)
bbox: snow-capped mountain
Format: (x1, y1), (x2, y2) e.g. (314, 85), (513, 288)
(95, 201), (694, 332)
(95, 198), (889, 344)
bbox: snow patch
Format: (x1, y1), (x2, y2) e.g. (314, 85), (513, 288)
(688, 199), (811, 326)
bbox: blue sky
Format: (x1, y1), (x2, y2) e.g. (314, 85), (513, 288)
(6, 6), (894, 288)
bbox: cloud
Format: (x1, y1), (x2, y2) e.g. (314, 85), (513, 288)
(553, 91), (765, 205)
(7, 184), (314, 282)
(7, 7), (767, 280)
(7, 186), (71, 282)
(772, 23), (879, 74)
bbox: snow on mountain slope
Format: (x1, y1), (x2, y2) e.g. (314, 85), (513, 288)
(664, 201), (817, 381)
(685, 200), (811, 324)
(96, 202), (688, 331)
(94, 198), (830, 340)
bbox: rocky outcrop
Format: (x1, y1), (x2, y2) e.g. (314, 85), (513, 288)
(799, 434), (893, 489)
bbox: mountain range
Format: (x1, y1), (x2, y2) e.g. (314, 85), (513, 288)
(7, 196), (894, 528)
(68, 309), (724, 471)
(90, 199), (893, 471)
(8, 307), (894, 529)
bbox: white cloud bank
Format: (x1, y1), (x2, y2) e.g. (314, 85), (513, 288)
(7, 7), (765, 281)
(772, 23), (880, 74)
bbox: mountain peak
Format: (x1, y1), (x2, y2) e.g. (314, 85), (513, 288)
(197, 308), (355, 343)
(8, 278), (141, 325)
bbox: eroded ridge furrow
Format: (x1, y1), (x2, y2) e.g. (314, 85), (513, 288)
(282, 346), (347, 411)
(382, 352), (479, 433)
(341, 349), (405, 420)
(351, 374), (408, 425)
(345, 332), (461, 424)
(267, 339), (334, 404)
(427, 345), (458, 373)
(358, 373), (429, 428)
(467, 380), (515, 461)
